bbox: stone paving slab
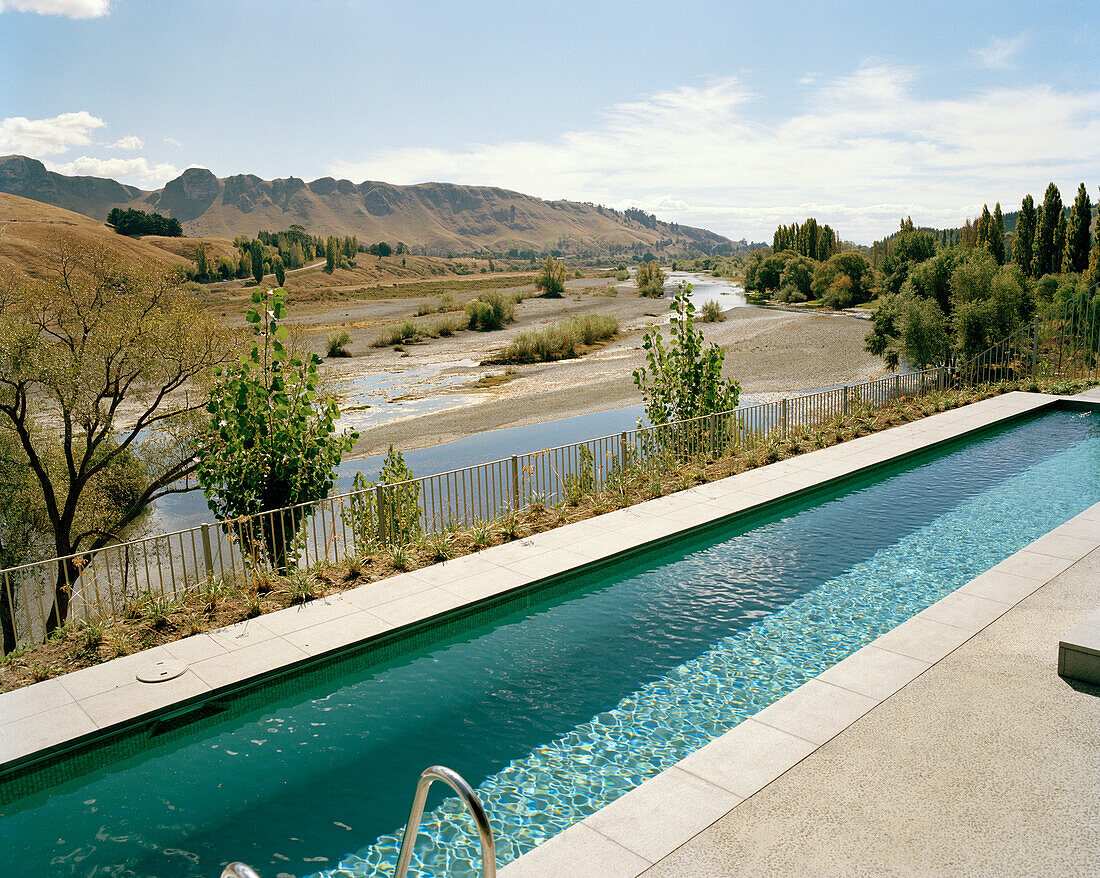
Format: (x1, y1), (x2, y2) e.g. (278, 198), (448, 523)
(0, 392), (1067, 773)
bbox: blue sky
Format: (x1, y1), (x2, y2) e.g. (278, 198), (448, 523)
(2, 0), (1099, 242)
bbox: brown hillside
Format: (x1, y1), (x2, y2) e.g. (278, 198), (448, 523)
(0, 193), (234, 280)
(0, 193), (188, 279)
(0, 156), (735, 256)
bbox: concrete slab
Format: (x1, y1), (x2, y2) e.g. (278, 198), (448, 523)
(498, 823), (651, 878)
(584, 767), (741, 864)
(1058, 606), (1100, 685)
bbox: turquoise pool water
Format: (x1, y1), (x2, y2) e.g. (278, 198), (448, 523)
(3, 407), (1099, 878)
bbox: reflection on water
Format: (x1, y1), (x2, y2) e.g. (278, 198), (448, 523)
(666, 270), (747, 309)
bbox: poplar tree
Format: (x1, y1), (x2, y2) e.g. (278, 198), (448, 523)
(976, 205), (992, 249)
(990, 203), (1006, 265)
(250, 239), (265, 286)
(1063, 183), (1092, 273)
(1015, 194), (1037, 276)
(1033, 183), (1063, 276)
(325, 236), (337, 273)
(1053, 211), (1068, 274)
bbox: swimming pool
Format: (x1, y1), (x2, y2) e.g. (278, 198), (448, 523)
(3, 406), (1099, 877)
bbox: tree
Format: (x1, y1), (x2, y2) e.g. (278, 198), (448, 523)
(635, 260), (667, 297)
(989, 203), (1006, 265)
(1087, 241), (1100, 292)
(250, 239), (265, 286)
(325, 237), (337, 273)
(1063, 183), (1092, 273)
(778, 255), (814, 301)
(0, 242), (233, 631)
(0, 427), (50, 651)
(1033, 182), (1063, 277)
(273, 256), (286, 287)
(880, 218), (937, 296)
(633, 282), (740, 425)
(976, 205), (992, 249)
(534, 254), (566, 297)
(197, 287), (357, 569)
(899, 295), (949, 369)
(193, 242), (212, 282)
(1014, 194), (1037, 276)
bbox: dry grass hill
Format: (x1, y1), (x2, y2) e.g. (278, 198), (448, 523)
(0, 154), (733, 256)
(0, 193), (240, 280)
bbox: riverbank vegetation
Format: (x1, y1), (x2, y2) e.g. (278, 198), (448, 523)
(3, 374), (1091, 691)
(636, 260), (667, 297)
(489, 314), (619, 363)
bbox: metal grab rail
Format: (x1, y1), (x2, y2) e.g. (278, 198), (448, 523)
(395, 765), (496, 878)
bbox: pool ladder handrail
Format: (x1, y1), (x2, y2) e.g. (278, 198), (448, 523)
(219, 765), (495, 878)
(394, 764), (496, 878)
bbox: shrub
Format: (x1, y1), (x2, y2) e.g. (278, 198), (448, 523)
(432, 314), (469, 337)
(534, 255), (566, 297)
(614, 269), (630, 281)
(700, 300), (725, 322)
(465, 291), (515, 330)
(326, 329), (352, 357)
(633, 281), (740, 424)
(491, 314), (618, 363)
(636, 261), (667, 297)
(373, 320), (426, 347)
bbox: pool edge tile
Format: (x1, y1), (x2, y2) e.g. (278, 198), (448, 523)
(583, 766), (742, 865)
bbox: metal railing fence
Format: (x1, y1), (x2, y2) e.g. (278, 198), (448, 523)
(3, 297), (1097, 653)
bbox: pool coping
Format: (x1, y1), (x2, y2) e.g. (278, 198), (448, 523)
(0, 391), (1077, 781)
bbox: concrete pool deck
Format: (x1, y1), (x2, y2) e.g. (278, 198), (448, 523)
(2, 389), (1098, 874)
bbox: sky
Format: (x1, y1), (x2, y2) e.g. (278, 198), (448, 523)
(2, 0), (1099, 243)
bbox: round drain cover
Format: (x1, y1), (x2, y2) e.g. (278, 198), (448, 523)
(136, 659), (187, 683)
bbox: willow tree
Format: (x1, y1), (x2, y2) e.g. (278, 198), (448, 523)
(0, 241), (234, 631)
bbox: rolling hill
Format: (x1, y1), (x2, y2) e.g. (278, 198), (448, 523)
(0, 193), (243, 280)
(0, 155), (732, 256)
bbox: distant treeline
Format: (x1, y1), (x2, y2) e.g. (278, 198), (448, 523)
(871, 183), (1093, 278)
(107, 208), (182, 237)
(772, 218), (840, 261)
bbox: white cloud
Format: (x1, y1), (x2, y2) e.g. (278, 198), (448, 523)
(47, 155), (180, 187)
(0, 110), (105, 155)
(330, 66), (1100, 242)
(109, 135), (143, 150)
(163, 137), (182, 147)
(974, 35), (1025, 70)
(0, 0), (109, 17)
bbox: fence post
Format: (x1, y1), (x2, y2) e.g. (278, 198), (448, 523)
(619, 433), (628, 474)
(376, 484), (387, 543)
(511, 455), (520, 511)
(842, 386), (849, 417)
(781, 397), (789, 439)
(200, 524), (214, 580)
(894, 373), (901, 398)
